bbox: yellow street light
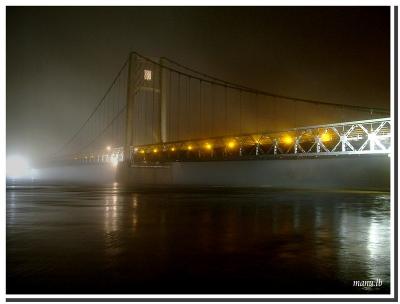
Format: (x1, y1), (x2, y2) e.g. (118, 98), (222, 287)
(320, 132), (331, 142)
(153, 148), (158, 153)
(227, 141), (236, 149)
(171, 147), (176, 152)
(140, 150), (145, 154)
(187, 145), (193, 151)
(282, 136), (293, 145)
(205, 143), (212, 150)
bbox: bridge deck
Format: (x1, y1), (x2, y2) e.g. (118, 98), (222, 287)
(68, 117), (391, 166)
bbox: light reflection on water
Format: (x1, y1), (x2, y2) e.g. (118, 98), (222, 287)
(6, 184), (390, 294)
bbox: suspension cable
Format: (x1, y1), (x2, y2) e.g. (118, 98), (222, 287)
(52, 56), (130, 157)
(155, 54), (389, 115)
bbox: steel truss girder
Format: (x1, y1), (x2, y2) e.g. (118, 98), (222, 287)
(71, 118), (391, 165)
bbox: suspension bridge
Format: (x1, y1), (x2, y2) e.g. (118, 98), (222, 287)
(48, 51), (391, 188)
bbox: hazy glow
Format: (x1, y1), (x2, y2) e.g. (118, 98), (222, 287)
(140, 150), (145, 154)
(7, 155), (31, 179)
(171, 147), (175, 151)
(187, 145), (193, 150)
(205, 143), (212, 150)
(106, 146), (111, 151)
(153, 148), (158, 153)
(111, 156), (119, 167)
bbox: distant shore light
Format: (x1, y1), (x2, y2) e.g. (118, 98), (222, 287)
(7, 155), (31, 179)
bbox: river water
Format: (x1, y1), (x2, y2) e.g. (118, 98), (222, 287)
(6, 183), (391, 294)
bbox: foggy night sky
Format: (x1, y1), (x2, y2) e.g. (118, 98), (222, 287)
(6, 7), (390, 161)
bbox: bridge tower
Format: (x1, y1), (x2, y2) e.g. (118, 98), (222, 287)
(124, 52), (167, 163)
(159, 57), (168, 143)
(124, 52), (136, 163)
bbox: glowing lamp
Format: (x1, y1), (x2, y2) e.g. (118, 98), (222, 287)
(205, 143), (212, 150)
(106, 146), (111, 151)
(153, 148), (158, 153)
(187, 145), (193, 151)
(320, 133), (331, 142)
(140, 150), (145, 154)
(227, 141), (236, 149)
(282, 136), (293, 145)
(171, 147), (176, 152)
